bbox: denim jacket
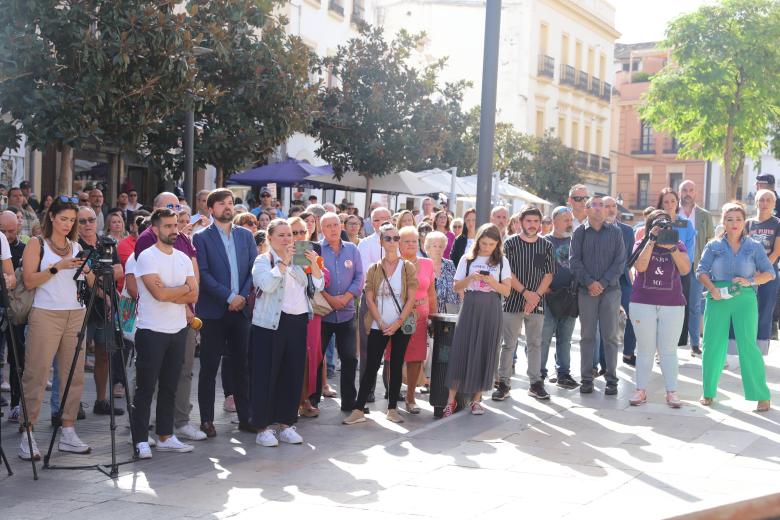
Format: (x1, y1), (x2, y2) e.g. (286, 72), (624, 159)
(251, 249), (325, 330)
(696, 236), (776, 282)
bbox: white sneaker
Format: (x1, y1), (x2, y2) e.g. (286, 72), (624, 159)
(19, 435), (41, 461)
(155, 435), (193, 453)
(278, 426), (303, 444)
(256, 429), (278, 447)
(59, 427), (91, 454)
(136, 442), (152, 459)
(127, 434), (157, 447)
(0, 380), (10, 392)
(176, 423), (207, 441)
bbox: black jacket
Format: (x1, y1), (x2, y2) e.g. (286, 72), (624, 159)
(450, 234), (468, 269)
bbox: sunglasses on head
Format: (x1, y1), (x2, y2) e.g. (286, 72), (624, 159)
(166, 203), (183, 211)
(78, 217), (97, 225)
(382, 235), (400, 242)
(59, 195), (79, 204)
(570, 196), (588, 202)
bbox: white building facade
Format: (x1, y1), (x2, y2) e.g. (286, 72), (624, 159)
(376, 0), (619, 196)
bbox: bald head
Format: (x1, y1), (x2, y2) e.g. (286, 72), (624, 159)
(0, 210), (18, 243)
(679, 180), (696, 210)
(153, 192), (179, 210)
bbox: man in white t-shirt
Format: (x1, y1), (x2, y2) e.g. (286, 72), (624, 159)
(131, 208), (199, 459)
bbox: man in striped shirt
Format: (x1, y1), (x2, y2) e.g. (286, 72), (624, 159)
(493, 206), (555, 401)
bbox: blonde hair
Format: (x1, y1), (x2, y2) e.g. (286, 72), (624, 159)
(425, 230), (448, 252)
(755, 189), (777, 203)
(398, 225), (419, 239)
(720, 202), (748, 237)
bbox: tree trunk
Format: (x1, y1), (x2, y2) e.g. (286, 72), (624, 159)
(58, 141), (73, 195)
(722, 122), (736, 201)
(730, 154), (746, 203)
(364, 174), (373, 217)
(216, 166), (224, 188)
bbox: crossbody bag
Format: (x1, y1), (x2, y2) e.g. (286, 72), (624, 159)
(379, 261), (416, 335)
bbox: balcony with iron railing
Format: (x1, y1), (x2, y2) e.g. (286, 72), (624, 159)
(601, 82), (612, 102)
(576, 70), (589, 92)
(538, 55), (555, 78)
(328, 0), (344, 17)
(351, 2), (365, 24)
(590, 77), (602, 98)
(589, 153), (601, 171)
(560, 64), (576, 86)
(663, 138), (680, 154)
(576, 150), (589, 169)
(601, 156), (610, 172)
(631, 137), (655, 155)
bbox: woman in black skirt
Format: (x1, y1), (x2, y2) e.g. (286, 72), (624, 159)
(444, 223), (511, 416)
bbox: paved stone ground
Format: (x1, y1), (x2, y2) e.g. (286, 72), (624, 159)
(1, 326), (779, 519)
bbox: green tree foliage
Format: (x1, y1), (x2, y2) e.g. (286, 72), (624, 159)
(639, 0), (780, 200)
(0, 0), (198, 193)
(312, 26), (449, 208)
(511, 132), (582, 205)
(144, 0), (319, 186)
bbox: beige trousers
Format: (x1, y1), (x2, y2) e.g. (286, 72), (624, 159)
(22, 307), (87, 425)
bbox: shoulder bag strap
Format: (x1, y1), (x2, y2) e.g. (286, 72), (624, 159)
(379, 262), (404, 315)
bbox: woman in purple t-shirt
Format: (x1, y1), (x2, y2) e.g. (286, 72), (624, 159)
(629, 210), (692, 408)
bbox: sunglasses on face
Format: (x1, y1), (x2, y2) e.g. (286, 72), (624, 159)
(382, 235), (400, 242)
(59, 195), (79, 203)
(570, 196), (587, 202)
(79, 217), (97, 225)
(246, 221), (257, 227)
(292, 230), (307, 236)
(166, 203), (183, 211)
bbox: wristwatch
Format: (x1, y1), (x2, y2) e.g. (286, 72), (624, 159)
(48, 265), (58, 275)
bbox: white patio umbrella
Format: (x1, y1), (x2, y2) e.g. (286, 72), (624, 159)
(458, 175), (552, 207)
(304, 170), (440, 195)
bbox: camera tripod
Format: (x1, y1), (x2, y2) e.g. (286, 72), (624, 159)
(0, 265), (38, 479)
(43, 249), (134, 479)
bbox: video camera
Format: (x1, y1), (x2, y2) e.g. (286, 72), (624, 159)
(653, 218), (688, 245)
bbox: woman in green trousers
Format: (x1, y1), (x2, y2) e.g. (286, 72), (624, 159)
(696, 203), (773, 412)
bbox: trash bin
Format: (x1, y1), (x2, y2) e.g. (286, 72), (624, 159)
(429, 313), (469, 418)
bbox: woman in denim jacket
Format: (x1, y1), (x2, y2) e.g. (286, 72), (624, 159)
(696, 203), (773, 412)
(249, 219), (324, 446)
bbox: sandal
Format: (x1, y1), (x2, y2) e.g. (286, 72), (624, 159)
(405, 401), (421, 414)
(756, 400), (771, 412)
(700, 396), (714, 406)
(322, 385), (338, 398)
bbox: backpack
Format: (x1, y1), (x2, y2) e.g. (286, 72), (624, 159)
(7, 236), (44, 325)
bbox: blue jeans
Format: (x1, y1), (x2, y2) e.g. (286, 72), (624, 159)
(621, 279), (636, 357)
(540, 304), (576, 378)
(757, 267), (780, 351)
(688, 274), (704, 347)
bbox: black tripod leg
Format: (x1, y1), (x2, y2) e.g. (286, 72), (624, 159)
(0, 419), (12, 475)
(44, 284), (99, 467)
(111, 287), (135, 457)
(7, 325), (38, 479)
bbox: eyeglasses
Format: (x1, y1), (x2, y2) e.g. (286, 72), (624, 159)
(570, 196), (588, 202)
(382, 236), (401, 242)
(246, 221), (257, 228)
(261, 194), (271, 198)
(166, 203), (183, 211)
(58, 195), (79, 204)
(292, 230), (307, 236)
(78, 217), (97, 225)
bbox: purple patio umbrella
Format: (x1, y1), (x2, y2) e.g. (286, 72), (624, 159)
(225, 159), (333, 187)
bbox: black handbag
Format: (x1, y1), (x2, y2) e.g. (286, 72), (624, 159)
(546, 280), (579, 319)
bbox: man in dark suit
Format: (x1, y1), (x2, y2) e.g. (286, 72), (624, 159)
(193, 189), (257, 438)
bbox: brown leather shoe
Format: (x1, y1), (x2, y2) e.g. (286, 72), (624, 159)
(200, 422), (217, 438)
(238, 422), (259, 434)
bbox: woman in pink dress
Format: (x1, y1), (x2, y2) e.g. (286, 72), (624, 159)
(398, 225), (437, 414)
(433, 210), (455, 259)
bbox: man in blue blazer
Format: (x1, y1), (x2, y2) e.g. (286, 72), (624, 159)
(193, 189), (257, 438)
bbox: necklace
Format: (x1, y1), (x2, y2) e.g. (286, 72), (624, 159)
(47, 238), (70, 256)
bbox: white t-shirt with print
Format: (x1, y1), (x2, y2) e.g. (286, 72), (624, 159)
(135, 245), (194, 333)
(454, 255), (511, 292)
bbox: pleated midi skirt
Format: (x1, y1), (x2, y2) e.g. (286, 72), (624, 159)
(444, 290), (504, 395)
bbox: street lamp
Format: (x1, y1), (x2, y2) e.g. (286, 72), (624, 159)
(476, 0), (502, 225)
(183, 46), (214, 209)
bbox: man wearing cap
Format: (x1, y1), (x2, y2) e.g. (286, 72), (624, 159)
(19, 181), (39, 212)
(251, 189), (276, 217)
(756, 174), (780, 218)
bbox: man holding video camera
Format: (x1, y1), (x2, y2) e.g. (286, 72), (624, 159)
(193, 188), (257, 438)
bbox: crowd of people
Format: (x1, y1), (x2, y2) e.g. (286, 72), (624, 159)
(0, 175), (776, 462)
